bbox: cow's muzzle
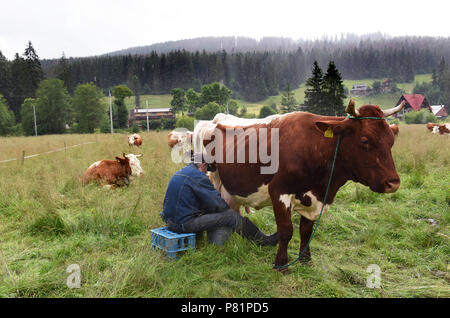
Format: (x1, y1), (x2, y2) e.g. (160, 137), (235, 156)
(384, 178), (400, 193)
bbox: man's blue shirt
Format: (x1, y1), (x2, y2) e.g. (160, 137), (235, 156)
(160, 163), (230, 225)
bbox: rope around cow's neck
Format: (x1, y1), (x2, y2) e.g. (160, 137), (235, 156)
(273, 114), (385, 271)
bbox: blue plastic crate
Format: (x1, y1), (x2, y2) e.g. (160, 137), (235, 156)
(151, 227), (196, 259)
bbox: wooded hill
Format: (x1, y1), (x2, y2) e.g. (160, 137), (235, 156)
(38, 35), (450, 103)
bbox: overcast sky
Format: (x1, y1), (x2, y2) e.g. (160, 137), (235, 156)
(1, 0), (449, 60)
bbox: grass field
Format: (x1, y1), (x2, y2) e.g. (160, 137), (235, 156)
(114, 74), (432, 117)
(0, 124), (448, 298)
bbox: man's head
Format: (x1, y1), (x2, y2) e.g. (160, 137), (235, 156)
(195, 162), (208, 173)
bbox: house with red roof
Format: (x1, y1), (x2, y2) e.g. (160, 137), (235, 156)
(430, 105), (448, 119)
(394, 94), (431, 118)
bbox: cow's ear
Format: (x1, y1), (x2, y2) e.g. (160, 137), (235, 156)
(116, 156), (124, 163)
(315, 120), (353, 137)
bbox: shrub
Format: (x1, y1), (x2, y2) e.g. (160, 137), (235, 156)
(176, 116), (195, 131)
(259, 105), (277, 118)
(404, 109), (437, 124)
(148, 119), (162, 130)
(161, 118), (176, 130)
(194, 102), (223, 120)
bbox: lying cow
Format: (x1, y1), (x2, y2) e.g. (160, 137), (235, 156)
(195, 100), (405, 270)
(427, 123), (439, 132)
(389, 123), (399, 136)
(128, 133), (142, 147)
(81, 154), (132, 188)
(125, 153), (144, 177)
(432, 123), (450, 135)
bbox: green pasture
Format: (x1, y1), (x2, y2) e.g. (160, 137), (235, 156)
(0, 123), (448, 297)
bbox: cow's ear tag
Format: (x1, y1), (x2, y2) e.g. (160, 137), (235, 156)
(324, 127), (334, 138)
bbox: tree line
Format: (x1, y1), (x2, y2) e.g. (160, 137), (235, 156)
(36, 35), (450, 105)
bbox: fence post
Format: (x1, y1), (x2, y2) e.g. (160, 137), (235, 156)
(21, 150), (25, 166)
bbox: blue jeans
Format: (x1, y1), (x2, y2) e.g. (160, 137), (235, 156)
(175, 209), (243, 234)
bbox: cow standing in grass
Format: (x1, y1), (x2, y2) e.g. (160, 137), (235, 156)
(196, 100), (405, 270)
(81, 154), (132, 188)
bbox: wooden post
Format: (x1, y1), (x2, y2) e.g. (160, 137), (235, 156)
(21, 150), (25, 166)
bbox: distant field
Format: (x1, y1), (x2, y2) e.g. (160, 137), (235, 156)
(0, 124), (448, 297)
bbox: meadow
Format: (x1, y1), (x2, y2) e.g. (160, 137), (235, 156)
(0, 121), (448, 298)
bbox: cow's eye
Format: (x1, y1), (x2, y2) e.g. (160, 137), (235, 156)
(361, 137), (369, 145)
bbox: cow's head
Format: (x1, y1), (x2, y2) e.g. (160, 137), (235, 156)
(116, 153), (132, 177)
(125, 153), (144, 176)
(315, 100), (405, 193)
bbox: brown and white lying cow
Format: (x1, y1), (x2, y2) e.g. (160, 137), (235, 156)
(81, 153), (132, 188)
(389, 123), (399, 136)
(128, 133), (142, 147)
(427, 123), (439, 132)
(194, 100), (405, 270)
(431, 123), (450, 135)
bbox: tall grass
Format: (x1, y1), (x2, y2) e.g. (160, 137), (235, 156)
(0, 126), (448, 297)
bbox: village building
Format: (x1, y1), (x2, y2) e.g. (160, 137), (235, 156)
(381, 78), (393, 93)
(430, 105), (448, 119)
(128, 108), (175, 127)
(394, 94), (431, 118)
(350, 84), (371, 96)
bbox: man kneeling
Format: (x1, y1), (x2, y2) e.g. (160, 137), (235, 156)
(160, 160), (277, 246)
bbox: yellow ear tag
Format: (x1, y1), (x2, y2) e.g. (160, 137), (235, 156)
(324, 127), (333, 138)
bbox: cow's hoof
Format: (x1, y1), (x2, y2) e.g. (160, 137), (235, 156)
(272, 266), (289, 275)
(300, 256), (312, 266)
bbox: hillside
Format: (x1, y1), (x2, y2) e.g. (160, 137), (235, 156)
(115, 74), (432, 116)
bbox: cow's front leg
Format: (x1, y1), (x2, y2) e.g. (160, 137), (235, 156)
(270, 192), (293, 271)
(299, 216), (315, 264)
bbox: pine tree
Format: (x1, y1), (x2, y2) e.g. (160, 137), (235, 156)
(280, 84), (297, 113)
(22, 41), (44, 98)
(56, 52), (73, 93)
(304, 61), (324, 114)
(322, 61), (346, 116)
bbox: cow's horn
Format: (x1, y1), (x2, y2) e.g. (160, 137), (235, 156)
(383, 100), (406, 117)
(346, 99), (360, 117)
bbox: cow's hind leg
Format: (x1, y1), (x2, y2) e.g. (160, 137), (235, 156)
(270, 191), (293, 272)
(299, 216), (315, 264)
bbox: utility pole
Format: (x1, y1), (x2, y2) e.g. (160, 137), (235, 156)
(146, 99), (150, 133)
(33, 104), (37, 136)
(109, 91), (114, 134)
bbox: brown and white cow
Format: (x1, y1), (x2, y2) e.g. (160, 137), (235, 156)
(168, 130), (193, 148)
(81, 154), (132, 188)
(128, 133), (142, 147)
(432, 123), (450, 135)
(389, 124), (399, 136)
(125, 153), (144, 177)
(427, 123), (439, 132)
(196, 100), (405, 270)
